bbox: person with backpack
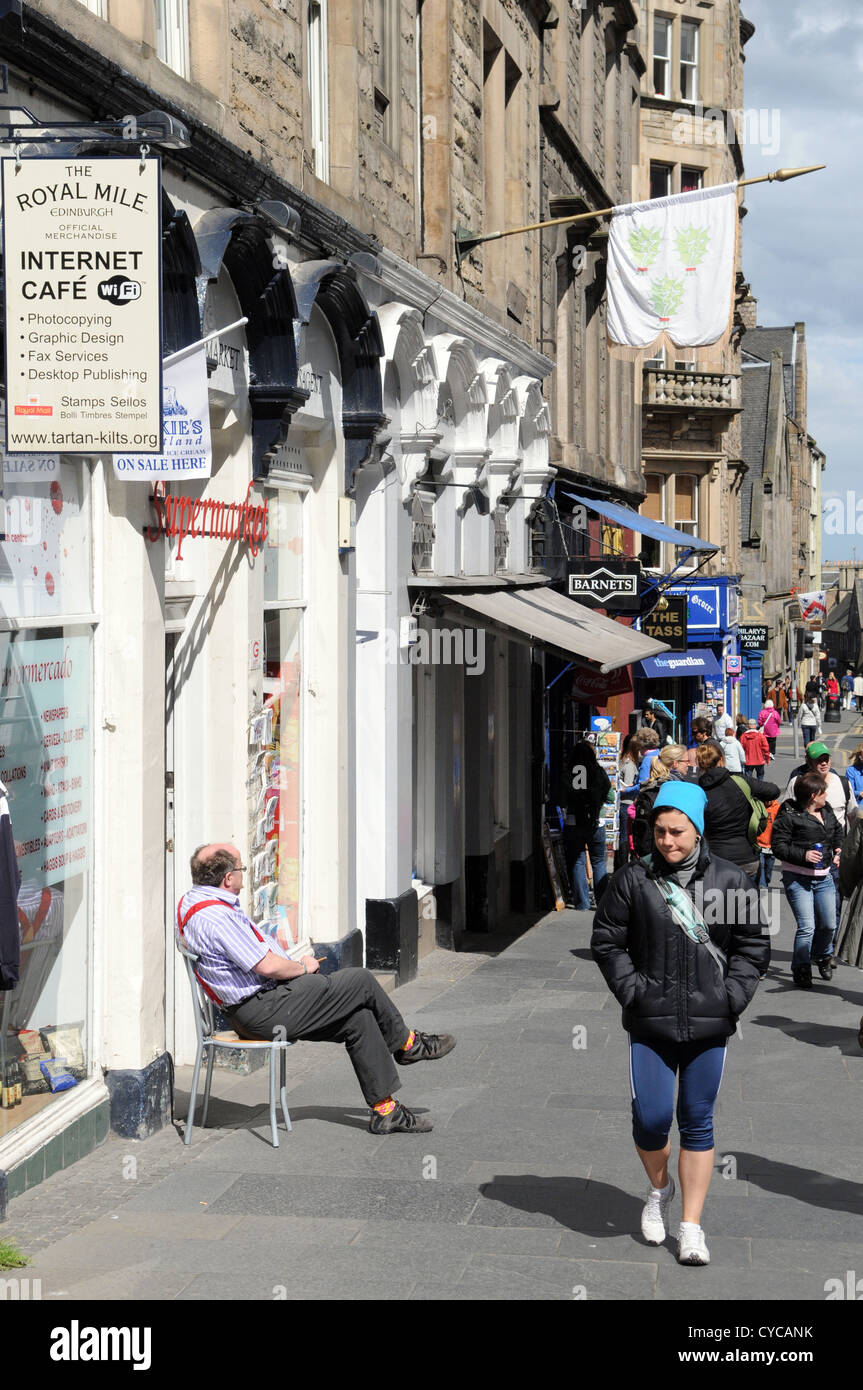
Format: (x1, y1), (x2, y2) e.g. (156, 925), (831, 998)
(772, 772), (844, 987)
(591, 782), (769, 1267)
(695, 742), (779, 885)
(631, 745), (692, 859)
(784, 742), (855, 918)
(563, 740), (613, 910)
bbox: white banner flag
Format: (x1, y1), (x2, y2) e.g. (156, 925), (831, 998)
(112, 349), (212, 480)
(607, 183), (737, 349)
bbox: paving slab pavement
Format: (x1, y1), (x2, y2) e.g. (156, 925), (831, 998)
(4, 708), (863, 1325)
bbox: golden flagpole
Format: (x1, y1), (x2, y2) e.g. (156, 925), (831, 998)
(453, 165), (826, 267)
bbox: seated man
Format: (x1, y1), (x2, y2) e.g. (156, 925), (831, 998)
(177, 843), (455, 1135)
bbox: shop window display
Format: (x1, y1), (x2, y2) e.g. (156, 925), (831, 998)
(0, 459), (93, 1138)
(249, 490), (304, 952)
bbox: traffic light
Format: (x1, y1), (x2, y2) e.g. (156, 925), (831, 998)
(795, 628), (815, 660)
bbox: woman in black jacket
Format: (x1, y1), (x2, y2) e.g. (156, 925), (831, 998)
(695, 741), (780, 884)
(563, 741), (612, 909)
(591, 781), (768, 1268)
(772, 770), (844, 987)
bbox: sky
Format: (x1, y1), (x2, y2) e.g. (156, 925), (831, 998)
(739, 0), (861, 564)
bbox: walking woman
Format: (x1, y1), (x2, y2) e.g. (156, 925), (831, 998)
(591, 783), (768, 1266)
(563, 740), (612, 910)
(757, 699), (781, 759)
(771, 770), (843, 987)
(797, 692), (822, 748)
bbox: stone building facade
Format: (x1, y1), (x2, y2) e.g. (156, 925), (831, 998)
(738, 302), (826, 699)
(635, 0), (752, 585)
(0, 1), (674, 1196)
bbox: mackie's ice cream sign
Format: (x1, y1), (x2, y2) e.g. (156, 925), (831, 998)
(146, 481), (268, 560)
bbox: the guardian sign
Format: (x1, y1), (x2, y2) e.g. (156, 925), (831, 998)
(2, 157), (162, 453)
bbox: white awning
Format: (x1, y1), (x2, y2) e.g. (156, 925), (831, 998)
(441, 586), (669, 673)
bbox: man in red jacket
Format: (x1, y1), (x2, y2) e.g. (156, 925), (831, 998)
(740, 720), (770, 782)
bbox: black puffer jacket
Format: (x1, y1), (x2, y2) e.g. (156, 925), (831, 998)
(696, 768), (780, 867)
(771, 800), (843, 871)
(591, 841), (769, 1042)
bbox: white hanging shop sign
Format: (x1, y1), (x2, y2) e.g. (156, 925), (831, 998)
(1, 156), (162, 453)
(112, 348), (211, 480)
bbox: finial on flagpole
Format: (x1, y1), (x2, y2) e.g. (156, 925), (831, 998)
(739, 164), (826, 190)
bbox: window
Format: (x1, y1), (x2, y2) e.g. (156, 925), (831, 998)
(307, 0), (329, 181)
(373, 0), (399, 148)
(261, 488), (306, 947)
(680, 19), (699, 103)
(77, 0), (106, 15)
(155, 0), (190, 79)
(0, 459), (96, 1138)
(650, 162), (672, 200)
(653, 15), (672, 97)
(641, 474), (663, 568)
(674, 475), (698, 537)
(681, 166), (703, 193)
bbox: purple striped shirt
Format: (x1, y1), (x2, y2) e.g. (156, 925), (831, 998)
(176, 886), (289, 1006)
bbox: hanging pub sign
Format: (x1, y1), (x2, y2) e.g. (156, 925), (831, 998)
(640, 596), (688, 650)
(1, 156), (162, 454)
(112, 349), (212, 480)
(565, 559), (641, 611)
(738, 624), (768, 652)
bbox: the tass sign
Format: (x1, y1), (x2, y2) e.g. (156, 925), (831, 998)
(2, 157), (162, 454)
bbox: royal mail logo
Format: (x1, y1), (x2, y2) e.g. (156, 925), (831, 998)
(14, 400), (53, 416)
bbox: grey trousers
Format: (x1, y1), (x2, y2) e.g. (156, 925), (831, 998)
(226, 967), (409, 1106)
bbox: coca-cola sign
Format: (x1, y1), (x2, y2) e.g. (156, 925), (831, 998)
(571, 663), (632, 702)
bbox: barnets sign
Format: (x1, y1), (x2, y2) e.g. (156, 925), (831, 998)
(565, 560), (641, 611)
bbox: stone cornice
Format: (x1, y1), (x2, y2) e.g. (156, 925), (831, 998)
(356, 249), (554, 382)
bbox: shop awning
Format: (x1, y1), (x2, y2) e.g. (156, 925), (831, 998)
(439, 586), (670, 674)
(560, 490), (717, 554)
(634, 649), (722, 679)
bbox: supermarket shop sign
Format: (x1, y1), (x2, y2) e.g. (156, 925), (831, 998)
(1, 158), (162, 454)
(146, 481), (268, 560)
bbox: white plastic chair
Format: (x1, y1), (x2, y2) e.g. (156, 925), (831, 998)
(177, 943), (293, 1147)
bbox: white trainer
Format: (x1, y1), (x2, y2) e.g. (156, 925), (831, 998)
(677, 1221), (710, 1265)
(640, 1176), (675, 1244)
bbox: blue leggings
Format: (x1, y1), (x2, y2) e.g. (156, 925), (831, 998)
(629, 1037), (728, 1153)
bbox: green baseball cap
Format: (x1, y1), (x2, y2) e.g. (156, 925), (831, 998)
(806, 741), (830, 761)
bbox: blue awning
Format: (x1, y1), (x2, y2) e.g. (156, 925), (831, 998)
(559, 490), (717, 554)
(635, 649), (722, 679)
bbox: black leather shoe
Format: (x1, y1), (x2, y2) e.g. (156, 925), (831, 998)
(395, 1031), (457, 1065)
(815, 957), (833, 981)
(792, 965), (813, 988)
(369, 1102), (433, 1135)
